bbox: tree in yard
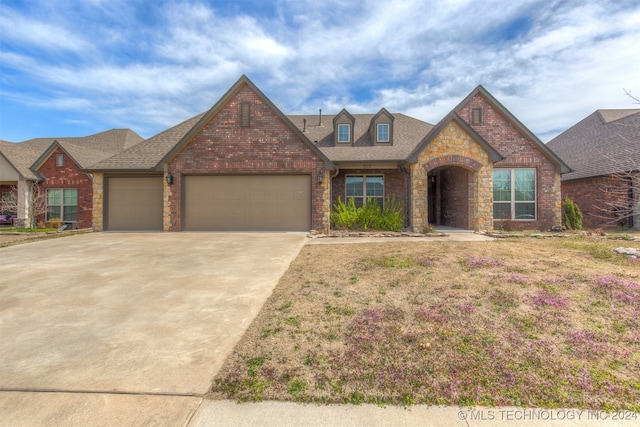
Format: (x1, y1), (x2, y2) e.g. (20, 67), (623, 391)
(2, 184), (48, 228)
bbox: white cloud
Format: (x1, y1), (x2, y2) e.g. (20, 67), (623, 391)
(0, 7), (91, 53)
(0, 0), (639, 141)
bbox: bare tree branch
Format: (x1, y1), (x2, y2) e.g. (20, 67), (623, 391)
(623, 88), (640, 104)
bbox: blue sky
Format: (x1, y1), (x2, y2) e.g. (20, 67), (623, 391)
(1, 0), (639, 143)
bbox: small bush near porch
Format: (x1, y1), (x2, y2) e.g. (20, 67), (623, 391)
(331, 196), (405, 232)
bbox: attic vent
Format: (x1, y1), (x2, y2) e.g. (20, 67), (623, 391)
(240, 102), (251, 128)
(472, 108), (482, 125)
(56, 154), (65, 167)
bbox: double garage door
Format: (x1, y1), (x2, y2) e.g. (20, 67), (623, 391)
(106, 175), (311, 231)
(184, 175), (311, 231)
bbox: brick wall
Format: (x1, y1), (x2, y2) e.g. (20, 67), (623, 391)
(562, 175), (635, 228)
(36, 147), (93, 229)
(168, 84), (328, 231)
(439, 167), (471, 229)
(458, 94), (562, 230)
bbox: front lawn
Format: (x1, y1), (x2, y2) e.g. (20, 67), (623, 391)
(211, 236), (640, 410)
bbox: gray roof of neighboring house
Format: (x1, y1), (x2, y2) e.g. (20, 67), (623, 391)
(287, 113), (433, 162)
(0, 139), (44, 179)
(89, 115), (204, 171)
(0, 129), (144, 180)
(546, 109), (640, 181)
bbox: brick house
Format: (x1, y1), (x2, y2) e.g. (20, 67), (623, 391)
(0, 130), (142, 228)
(88, 75), (569, 233)
(547, 110), (640, 229)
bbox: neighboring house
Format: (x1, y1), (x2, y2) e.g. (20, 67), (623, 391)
(547, 110), (640, 229)
(87, 75), (570, 233)
(0, 130), (143, 228)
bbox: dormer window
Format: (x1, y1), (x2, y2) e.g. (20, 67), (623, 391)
(377, 124), (390, 143)
(338, 124), (351, 143)
(370, 108), (394, 145)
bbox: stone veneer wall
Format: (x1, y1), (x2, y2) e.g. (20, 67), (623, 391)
(92, 173), (103, 231)
(458, 94), (562, 230)
(411, 121), (493, 232)
(37, 147), (94, 229)
(166, 84), (330, 232)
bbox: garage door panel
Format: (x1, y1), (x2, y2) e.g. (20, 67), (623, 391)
(107, 177), (163, 231)
(184, 175), (311, 231)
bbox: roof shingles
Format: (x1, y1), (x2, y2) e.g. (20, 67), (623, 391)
(547, 110), (640, 181)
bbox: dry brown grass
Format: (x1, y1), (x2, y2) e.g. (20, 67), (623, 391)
(211, 236), (640, 410)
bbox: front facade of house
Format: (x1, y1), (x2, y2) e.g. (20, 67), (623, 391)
(0, 130), (143, 229)
(88, 76), (569, 233)
(547, 110), (640, 230)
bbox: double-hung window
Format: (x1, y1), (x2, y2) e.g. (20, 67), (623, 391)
(346, 175), (384, 208)
(337, 124), (350, 143)
(377, 124), (389, 143)
(47, 188), (77, 222)
(493, 169), (536, 220)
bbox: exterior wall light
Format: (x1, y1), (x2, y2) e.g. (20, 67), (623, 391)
(317, 173), (324, 183)
(165, 172), (173, 185)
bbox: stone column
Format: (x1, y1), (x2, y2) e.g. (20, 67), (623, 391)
(92, 173), (104, 231)
(15, 179), (31, 228)
(163, 166), (172, 232)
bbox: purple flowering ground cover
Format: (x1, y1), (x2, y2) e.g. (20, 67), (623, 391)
(210, 237), (640, 410)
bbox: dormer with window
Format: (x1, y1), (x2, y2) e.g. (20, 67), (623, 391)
(333, 109), (355, 145)
(369, 108), (394, 145)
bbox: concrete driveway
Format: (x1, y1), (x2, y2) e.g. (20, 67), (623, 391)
(0, 232), (306, 425)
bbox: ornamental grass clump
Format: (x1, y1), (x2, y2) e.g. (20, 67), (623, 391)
(331, 196), (405, 231)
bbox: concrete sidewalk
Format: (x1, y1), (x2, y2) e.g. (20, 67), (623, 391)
(189, 400), (626, 427)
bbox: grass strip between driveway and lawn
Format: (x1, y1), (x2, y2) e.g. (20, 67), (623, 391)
(210, 236), (640, 411)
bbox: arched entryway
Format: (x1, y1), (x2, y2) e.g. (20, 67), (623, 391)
(428, 165), (474, 229)
(423, 155), (483, 231)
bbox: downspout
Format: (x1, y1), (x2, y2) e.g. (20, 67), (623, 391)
(399, 163), (411, 230)
(325, 166), (339, 232)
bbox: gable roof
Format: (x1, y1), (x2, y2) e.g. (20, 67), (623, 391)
(546, 109), (640, 181)
(89, 114), (205, 171)
(454, 85), (572, 174)
(288, 113), (432, 162)
(0, 139), (43, 180)
(157, 75), (334, 170)
(0, 129), (144, 179)
(406, 112), (504, 163)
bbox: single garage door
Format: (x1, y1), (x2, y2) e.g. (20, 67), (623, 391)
(107, 177), (163, 231)
(184, 175), (311, 231)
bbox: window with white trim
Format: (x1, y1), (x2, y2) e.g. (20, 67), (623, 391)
(346, 175), (384, 208)
(377, 123), (389, 142)
(493, 169), (536, 220)
(337, 124), (350, 143)
(47, 188), (77, 222)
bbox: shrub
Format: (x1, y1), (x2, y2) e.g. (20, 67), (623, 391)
(562, 197), (583, 230)
(330, 196), (405, 231)
(47, 218), (62, 229)
(331, 197), (358, 229)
